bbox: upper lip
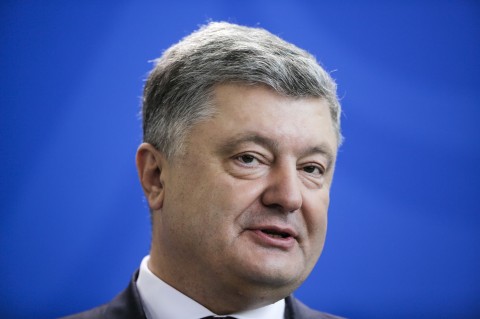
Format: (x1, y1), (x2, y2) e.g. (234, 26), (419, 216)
(248, 224), (298, 238)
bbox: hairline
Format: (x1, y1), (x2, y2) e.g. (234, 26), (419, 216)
(166, 82), (340, 162)
(142, 22), (343, 162)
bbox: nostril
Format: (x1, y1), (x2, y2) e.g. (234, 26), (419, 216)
(265, 203), (283, 212)
(264, 203), (299, 214)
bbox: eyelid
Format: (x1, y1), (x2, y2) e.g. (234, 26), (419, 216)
(233, 152), (264, 166)
(300, 162), (327, 175)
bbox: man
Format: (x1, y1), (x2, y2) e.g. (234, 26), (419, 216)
(64, 21), (344, 319)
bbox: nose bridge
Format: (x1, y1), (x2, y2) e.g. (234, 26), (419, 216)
(262, 161), (303, 213)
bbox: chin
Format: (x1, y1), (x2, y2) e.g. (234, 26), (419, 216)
(235, 259), (307, 292)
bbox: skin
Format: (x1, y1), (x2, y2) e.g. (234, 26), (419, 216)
(136, 84), (338, 314)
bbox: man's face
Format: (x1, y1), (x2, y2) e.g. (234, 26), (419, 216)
(152, 84), (337, 305)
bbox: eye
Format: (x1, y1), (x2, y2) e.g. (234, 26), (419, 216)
(238, 154), (256, 164)
(235, 153), (261, 167)
(302, 165), (325, 175)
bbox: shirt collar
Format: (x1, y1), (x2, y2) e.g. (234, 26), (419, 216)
(136, 255), (285, 319)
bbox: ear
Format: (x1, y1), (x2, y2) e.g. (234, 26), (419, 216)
(136, 143), (167, 211)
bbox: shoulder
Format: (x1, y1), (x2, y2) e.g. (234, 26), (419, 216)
(59, 272), (146, 319)
(60, 303), (109, 319)
(285, 295), (346, 319)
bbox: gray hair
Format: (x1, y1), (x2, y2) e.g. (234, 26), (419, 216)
(142, 21), (342, 159)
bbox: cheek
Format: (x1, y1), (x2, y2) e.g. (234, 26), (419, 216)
(199, 177), (268, 243)
(212, 174), (267, 209)
(300, 193), (329, 275)
(303, 191), (330, 240)
(167, 173), (246, 230)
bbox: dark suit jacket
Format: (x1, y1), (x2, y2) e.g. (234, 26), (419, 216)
(61, 272), (344, 319)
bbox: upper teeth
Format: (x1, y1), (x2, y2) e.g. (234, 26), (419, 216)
(268, 233), (283, 238)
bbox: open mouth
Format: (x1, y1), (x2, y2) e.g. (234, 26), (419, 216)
(248, 227), (296, 248)
(260, 229), (291, 239)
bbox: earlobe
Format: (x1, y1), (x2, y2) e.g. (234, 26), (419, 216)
(136, 143), (166, 211)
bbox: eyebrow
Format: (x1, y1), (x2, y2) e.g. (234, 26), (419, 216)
(302, 145), (336, 169)
(216, 132), (336, 168)
(217, 133), (279, 154)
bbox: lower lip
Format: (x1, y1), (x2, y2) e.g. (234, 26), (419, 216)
(247, 229), (296, 250)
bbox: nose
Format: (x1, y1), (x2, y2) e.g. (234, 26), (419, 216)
(261, 164), (303, 213)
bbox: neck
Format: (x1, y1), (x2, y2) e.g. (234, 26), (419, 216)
(148, 250), (289, 314)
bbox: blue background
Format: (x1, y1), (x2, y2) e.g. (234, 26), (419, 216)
(1, 1), (479, 318)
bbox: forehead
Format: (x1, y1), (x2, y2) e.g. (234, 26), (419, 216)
(218, 84), (335, 138)
(182, 84), (337, 158)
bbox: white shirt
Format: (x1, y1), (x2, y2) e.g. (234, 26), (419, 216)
(136, 255), (285, 319)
